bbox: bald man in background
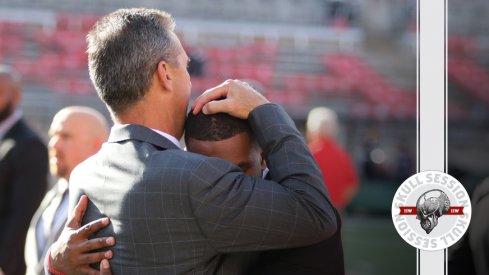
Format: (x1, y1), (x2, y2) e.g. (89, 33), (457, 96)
(25, 106), (109, 275)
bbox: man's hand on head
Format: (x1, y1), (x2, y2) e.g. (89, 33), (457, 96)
(191, 79), (270, 119)
(48, 195), (114, 275)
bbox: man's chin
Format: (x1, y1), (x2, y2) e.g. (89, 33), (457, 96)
(51, 168), (68, 180)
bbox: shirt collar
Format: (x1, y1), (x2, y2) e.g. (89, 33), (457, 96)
(149, 128), (181, 149)
(57, 178), (69, 194)
(0, 109), (22, 139)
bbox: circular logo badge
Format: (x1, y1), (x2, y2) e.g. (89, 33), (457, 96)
(391, 171), (471, 251)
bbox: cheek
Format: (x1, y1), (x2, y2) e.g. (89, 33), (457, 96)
(67, 142), (89, 159)
(0, 92), (8, 104)
(184, 71), (191, 88)
(249, 154), (264, 177)
(185, 78), (192, 95)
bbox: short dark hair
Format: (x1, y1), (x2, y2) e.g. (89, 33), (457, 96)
(184, 111), (253, 143)
(87, 8), (179, 115)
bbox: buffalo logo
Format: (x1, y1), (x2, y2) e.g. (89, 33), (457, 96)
(415, 190), (450, 234)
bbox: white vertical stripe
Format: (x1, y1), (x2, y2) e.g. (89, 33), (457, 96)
(417, 0), (447, 274)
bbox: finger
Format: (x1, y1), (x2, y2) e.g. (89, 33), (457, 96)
(191, 80), (231, 109)
(77, 217), (110, 238)
(76, 266), (104, 275)
(100, 259), (112, 275)
(80, 237), (115, 252)
(191, 80), (230, 114)
(67, 195), (88, 228)
(78, 250), (113, 265)
(202, 99), (230, 115)
(192, 86), (227, 114)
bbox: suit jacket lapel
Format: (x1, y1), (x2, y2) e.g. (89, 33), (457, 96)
(0, 120), (24, 158)
(41, 189), (68, 262)
(25, 185), (58, 263)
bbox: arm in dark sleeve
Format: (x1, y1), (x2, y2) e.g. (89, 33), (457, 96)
(190, 104), (337, 253)
(0, 138), (48, 269)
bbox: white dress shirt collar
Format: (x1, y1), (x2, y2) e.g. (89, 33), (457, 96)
(150, 128), (181, 149)
(57, 178), (69, 194)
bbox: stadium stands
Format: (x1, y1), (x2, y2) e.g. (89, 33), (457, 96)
(0, 1), (487, 183)
(4, 12), (487, 122)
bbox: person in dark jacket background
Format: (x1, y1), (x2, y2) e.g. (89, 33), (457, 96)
(0, 64), (49, 275)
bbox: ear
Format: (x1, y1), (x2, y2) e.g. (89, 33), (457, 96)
(155, 60), (172, 91)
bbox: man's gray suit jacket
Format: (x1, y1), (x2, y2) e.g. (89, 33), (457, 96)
(69, 104), (337, 274)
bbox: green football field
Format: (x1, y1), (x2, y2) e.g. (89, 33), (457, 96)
(343, 217), (416, 275)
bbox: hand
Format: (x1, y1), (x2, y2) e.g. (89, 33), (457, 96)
(49, 195), (114, 275)
(191, 79), (269, 119)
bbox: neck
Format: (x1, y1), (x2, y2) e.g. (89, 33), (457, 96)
(113, 92), (182, 140)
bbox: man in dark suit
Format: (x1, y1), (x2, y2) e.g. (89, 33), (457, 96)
(46, 8), (337, 274)
(0, 65), (49, 274)
(25, 106), (109, 275)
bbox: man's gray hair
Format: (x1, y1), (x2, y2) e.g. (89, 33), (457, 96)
(87, 8), (179, 115)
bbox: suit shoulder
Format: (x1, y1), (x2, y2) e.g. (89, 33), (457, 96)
(1, 129), (47, 162)
(145, 149), (237, 183)
(8, 119), (44, 141)
(147, 149), (211, 170)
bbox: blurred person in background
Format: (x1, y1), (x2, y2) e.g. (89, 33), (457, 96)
(306, 107), (358, 214)
(24, 106), (109, 275)
(0, 65), (49, 275)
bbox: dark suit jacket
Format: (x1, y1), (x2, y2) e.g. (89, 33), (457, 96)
(248, 203), (344, 275)
(0, 118), (48, 275)
(219, 174), (345, 275)
(468, 180), (489, 275)
(69, 104), (337, 274)
(448, 179), (489, 275)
